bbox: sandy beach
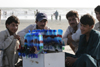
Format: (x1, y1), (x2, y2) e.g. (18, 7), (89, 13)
(0, 19), (75, 54)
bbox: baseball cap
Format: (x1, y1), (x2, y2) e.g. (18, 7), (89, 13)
(36, 13), (47, 21)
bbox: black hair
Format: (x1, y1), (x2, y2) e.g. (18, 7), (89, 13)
(66, 10), (79, 19)
(5, 15), (20, 25)
(94, 5), (100, 13)
(80, 14), (95, 26)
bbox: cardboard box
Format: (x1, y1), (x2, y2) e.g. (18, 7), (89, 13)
(23, 52), (65, 67)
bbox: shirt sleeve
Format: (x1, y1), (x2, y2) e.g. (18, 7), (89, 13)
(76, 30), (100, 60)
(19, 24), (33, 33)
(17, 25), (33, 46)
(94, 23), (98, 30)
(0, 32), (14, 50)
(94, 24), (96, 30)
(62, 26), (71, 45)
(71, 28), (81, 42)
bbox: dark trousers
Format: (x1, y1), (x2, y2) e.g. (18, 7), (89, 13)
(65, 52), (76, 67)
(65, 53), (97, 67)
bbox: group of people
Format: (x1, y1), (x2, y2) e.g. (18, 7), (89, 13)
(0, 5), (100, 67)
(51, 10), (61, 21)
(63, 5), (100, 67)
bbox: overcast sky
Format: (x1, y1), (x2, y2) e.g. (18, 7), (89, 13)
(0, 0), (99, 8)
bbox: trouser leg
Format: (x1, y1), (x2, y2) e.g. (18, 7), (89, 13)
(73, 54), (97, 67)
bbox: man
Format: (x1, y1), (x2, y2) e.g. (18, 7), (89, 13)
(94, 5), (100, 31)
(35, 9), (40, 16)
(65, 14), (100, 67)
(0, 15), (20, 67)
(54, 10), (59, 20)
(62, 10), (81, 53)
(18, 13), (50, 46)
(17, 13), (50, 67)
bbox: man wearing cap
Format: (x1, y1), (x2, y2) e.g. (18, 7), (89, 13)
(17, 13), (50, 66)
(18, 13), (50, 46)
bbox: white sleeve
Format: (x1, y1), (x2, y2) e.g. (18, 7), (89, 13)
(62, 27), (71, 45)
(17, 32), (26, 46)
(19, 25), (34, 33)
(17, 25), (33, 45)
(0, 32), (14, 50)
(71, 28), (81, 42)
(94, 23), (98, 30)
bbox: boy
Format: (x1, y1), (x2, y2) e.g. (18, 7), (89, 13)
(62, 10), (81, 53)
(0, 15), (20, 67)
(18, 12), (50, 46)
(65, 14), (100, 67)
(94, 5), (100, 31)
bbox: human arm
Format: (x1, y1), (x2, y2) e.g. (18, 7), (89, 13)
(66, 25), (81, 44)
(65, 57), (78, 67)
(62, 27), (71, 45)
(93, 24), (96, 30)
(93, 23), (98, 30)
(87, 32), (100, 60)
(71, 28), (81, 42)
(67, 34), (74, 42)
(76, 30), (100, 59)
(67, 29), (81, 53)
(14, 34), (20, 41)
(0, 31), (14, 50)
(67, 38), (76, 53)
(0, 30), (21, 50)
(17, 25), (33, 45)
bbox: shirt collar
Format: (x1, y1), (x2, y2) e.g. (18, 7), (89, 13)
(6, 29), (16, 36)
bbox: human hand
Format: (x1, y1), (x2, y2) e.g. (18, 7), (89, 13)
(67, 35), (71, 39)
(67, 38), (72, 45)
(67, 34), (73, 41)
(65, 57), (77, 67)
(14, 35), (20, 40)
(67, 33), (72, 38)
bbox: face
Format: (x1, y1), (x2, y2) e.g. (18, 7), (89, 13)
(36, 19), (48, 29)
(80, 23), (93, 35)
(67, 16), (79, 28)
(95, 11), (100, 21)
(6, 22), (19, 35)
